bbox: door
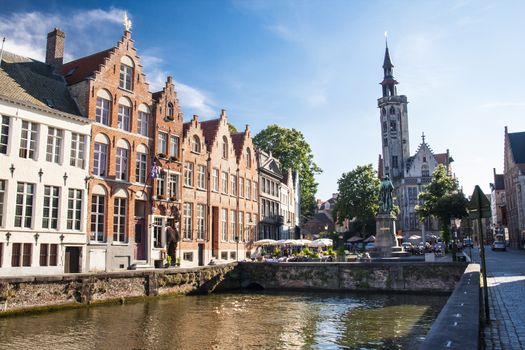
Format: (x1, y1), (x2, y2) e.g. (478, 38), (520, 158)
(65, 247), (80, 273)
(198, 243), (205, 266)
(212, 206), (219, 258)
(134, 201), (147, 261)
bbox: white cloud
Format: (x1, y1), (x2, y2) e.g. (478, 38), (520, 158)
(70, 8), (126, 29)
(175, 81), (215, 117)
(267, 24), (297, 41)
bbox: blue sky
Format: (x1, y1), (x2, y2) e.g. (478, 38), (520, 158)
(1, 0), (524, 199)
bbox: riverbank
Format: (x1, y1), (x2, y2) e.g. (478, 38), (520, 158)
(1, 261), (468, 317)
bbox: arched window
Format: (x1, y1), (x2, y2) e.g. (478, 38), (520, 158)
(390, 120), (396, 131)
(421, 164), (430, 177)
(192, 135), (201, 153)
(382, 121), (387, 133)
(389, 106), (395, 115)
(167, 103), (174, 119)
(222, 136), (228, 159)
(119, 56), (134, 91)
(246, 148), (252, 168)
(381, 107), (386, 116)
(95, 89), (112, 126)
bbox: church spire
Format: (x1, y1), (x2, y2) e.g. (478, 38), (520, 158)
(380, 34), (398, 97)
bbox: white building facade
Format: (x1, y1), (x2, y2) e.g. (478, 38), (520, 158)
(0, 52), (91, 276)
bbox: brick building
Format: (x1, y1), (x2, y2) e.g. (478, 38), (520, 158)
(62, 29), (165, 271)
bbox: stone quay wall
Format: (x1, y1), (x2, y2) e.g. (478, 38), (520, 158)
(0, 263), (236, 315)
(220, 261), (468, 293)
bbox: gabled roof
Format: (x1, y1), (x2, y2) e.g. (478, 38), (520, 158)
(231, 132), (245, 160)
(508, 131), (525, 165)
(0, 51), (81, 116)
(62, 48), (112, 85)
(200, 118), (221, 151)
(434, 153), (449, 165)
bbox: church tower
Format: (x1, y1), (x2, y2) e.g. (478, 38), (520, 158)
(378, 42), (410, 183)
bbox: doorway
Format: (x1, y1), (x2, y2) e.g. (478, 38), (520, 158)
(64, 247), (81, 273)
(198, 243), (205, 266)
(134, 201), (146, 261)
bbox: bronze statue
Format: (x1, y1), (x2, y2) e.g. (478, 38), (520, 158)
(379, 176), (394, 214)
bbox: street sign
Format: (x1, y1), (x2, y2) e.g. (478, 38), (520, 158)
(468, 185), (491, 219)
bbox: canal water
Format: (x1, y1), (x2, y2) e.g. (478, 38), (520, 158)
(0, 291), (446, 350)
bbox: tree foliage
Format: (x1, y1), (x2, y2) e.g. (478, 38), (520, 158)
(228, 123), (238, 134)
(253, 124), (322, 219)
(415, 164), (468, 242)
(333, 164), (380, 236)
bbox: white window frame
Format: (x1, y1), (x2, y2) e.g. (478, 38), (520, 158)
(67, 189), (82, 231)
(184, 163), (194, 187)
(184, 202), (192, 240)
(19, 120), (37, 159)
(46, 127), (63, 164)
(119, 63), (133, 91)
(116, 147), (129, 181)
(117, 105), (131, 132)
(158, 132), (167, 155)
(0, 115), (9, 154)
(197, 204), (205, 240)
(90, 194), (105, 242)
(70, 133), (86, 168)
(136, 152), (147, 184)
(113, 198), (127, 243)
(230, 175), (236, 195)
(230, 210), (236, 241)
(42, 185), (60, 229)
(96, 97), (111, 126)
(221, 208), (227, 241)
(93, 143), (107, 177)
(170, 135), (179, 159)
(197, 165), (206, 189)
(15, 182), (34, 228)
(137, 111), (149, 137)
(212, 168), (219, 192)
(222, 172), (228, 194)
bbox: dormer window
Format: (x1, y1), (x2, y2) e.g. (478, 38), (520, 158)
(119, 56), (134, 91)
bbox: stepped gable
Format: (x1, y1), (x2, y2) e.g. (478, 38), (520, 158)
(231, 132), (246, 160)
(0, 50), (81, 116)
(62, 49), (112, 85)
(200, 118), (221, 151)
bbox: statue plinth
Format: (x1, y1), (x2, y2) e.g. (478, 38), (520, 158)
(375, 213), (397, 257)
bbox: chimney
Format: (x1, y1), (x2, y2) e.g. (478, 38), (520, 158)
(46, 28), (65, 73)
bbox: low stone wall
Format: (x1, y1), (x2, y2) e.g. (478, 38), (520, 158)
(419, 263), (481, 350)
(0, 263), (236, 315)
(225, 261), (468, 293)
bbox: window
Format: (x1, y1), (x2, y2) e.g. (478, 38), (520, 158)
(93, 143), (108, 176)
(389, 106), (395, 115)
(221, 208), (227, 241)
(221, 251), (228, 260)
(239, 211), (244, 241)
(212, 168), (219, 192)
(253, 182), (257, 201)
(67, 189), (82, 231)
(116, 148), (129, 181)
(169, 174), (179, 199)
(197, 204), (205, 240)
(153, 217), (163, 248)
(11, 243), (32, 267)
(0, 243), (3, 267)
(230, 175), (236, 195)
(183, 252), (193, 261)
(0, 115), (9, 154)
(45, 127), (63, 163)
(390, 120), (396, 132)
(19, 120), (37, 159)
(136, 152), (147, 184)
(15, 182), (34, 228)
(392, 155), (398, 169)
(222, 172), (228, 193)
(239, 177), (244, 197)
(422, 164), (430, 177)
(113, 198), (127, 242)
(382, 107), (386, 116)
(158, 132), (167, 155)
(137, 111), (149, 137)
(246, 148), (251, 168)
(90, 195), (105, 242)
(117, 105), (131, 132)
(167, 103), (174, 119)
(246, 213), (251, 241)
(184, 203), (192, 239)
(170, 136), (179, 159)
(197, 165), (206, 189)
(40, 244), (58, 266)
(230, 210), (236, 241)
(96, 97), (111, 125)
(246, 179), (251, 199)
(382, 121), (387, 133)
(156, 172), (166, 197)
(222, 136), (228, 159)
(119, 63), (133, 90)
(184, 162), (194, 187)
(0, 180), (5, 226)
(42, 185), (59, 229)
(191, 135), (201, 153)
(70, 133), (85, 168)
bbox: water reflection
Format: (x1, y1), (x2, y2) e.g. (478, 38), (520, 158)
(0, 292), (446, 350)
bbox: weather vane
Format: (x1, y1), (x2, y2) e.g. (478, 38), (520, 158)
(123, 11), (132, 32)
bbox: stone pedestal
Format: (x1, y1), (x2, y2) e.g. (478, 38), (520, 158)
(375, 213), (397, 257)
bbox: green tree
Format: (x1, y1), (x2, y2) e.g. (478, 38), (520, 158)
(332, 164), (380, 237)
(253, 124), (322, 218)
(415, 164), (468, 244)
(228, 123), (238, 134)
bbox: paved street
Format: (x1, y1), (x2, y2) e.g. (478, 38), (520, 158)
(472, 246), (525, 349)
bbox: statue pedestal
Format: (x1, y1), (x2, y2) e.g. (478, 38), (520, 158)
(375, 213), (397, 258)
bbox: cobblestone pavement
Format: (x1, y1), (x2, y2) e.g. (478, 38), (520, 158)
(473, 247), (525, 349)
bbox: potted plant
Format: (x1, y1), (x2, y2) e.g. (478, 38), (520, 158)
(176, 257), (181, 266)
(157, 153), (166, 159)
(157, 194), (166, 200)
(165, 255), (172, 268)
(169, 156), (177, 162)
(169, 195), (177, 201)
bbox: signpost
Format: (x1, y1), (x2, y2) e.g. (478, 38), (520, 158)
(468, 185), (491, 323)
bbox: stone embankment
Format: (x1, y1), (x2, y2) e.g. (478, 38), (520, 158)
(1, 261), (469, 316)
(0, 263), (236, 315)
(222, 261), (468, 293)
